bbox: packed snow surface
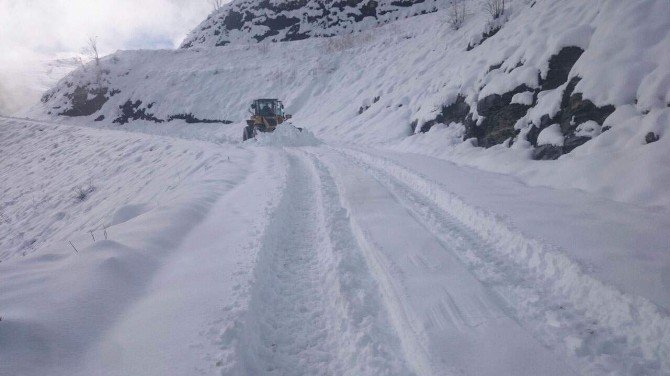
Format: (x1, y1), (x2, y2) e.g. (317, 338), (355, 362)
(1, 117), (669, 375)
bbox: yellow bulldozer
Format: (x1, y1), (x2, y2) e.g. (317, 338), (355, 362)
(243, 99), (292, 141)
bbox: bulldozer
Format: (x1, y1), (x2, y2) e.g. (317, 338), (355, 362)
(243, 99), (292, 141)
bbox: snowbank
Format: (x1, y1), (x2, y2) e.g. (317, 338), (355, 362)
(253, 123), (322, 147)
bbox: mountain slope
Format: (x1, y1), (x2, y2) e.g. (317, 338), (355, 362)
(180, 0), (441, 47)
(27, 0), (670, 208)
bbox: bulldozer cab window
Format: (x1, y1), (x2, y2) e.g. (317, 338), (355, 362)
(256, 101), (275, 116)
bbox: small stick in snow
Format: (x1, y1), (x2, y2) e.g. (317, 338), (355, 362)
(90, 231), (95, 242)
(103, 225), (108, 240)
(69, 241), (79, 253)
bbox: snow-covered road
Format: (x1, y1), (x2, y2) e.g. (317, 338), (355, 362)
(1, 118), (668, 375)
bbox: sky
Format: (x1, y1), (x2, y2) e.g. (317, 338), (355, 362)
(0, 0), (218, 115)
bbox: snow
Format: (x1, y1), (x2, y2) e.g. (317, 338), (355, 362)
(27, 0), (670, 210)
(2, 111), (670, 375)
(511, 91), (534, 106)
(537, 123), (564, 146)
(253, 123), (322, 147)
(3, 0), (670, 374)
(574, 120), (601, 138)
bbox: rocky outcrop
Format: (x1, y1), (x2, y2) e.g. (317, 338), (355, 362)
(645, 132), (660, 144)
(424, 46), (614, 157)
(470, 84), (533, 147)
(167, 113), (233, 124)
(420, 94), (472, 133)
(113, 100), (162, 125)
(181, 0), (441, 47)
(540, 46), (583, 91)
(58, 86), (109, 117)
(528, 77), (615, 158)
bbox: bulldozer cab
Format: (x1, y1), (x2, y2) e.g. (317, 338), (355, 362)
(251, 99), (285, 117)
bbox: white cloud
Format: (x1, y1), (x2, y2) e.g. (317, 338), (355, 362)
(0, 0), (217, 115)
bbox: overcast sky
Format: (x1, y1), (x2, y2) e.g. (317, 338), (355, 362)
(0, 0), (219, 115)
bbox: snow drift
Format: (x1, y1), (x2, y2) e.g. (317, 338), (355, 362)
(253, 123), (322, 146)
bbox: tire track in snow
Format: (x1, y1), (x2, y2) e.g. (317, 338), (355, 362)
(314, 148), (575, 375)
(236, 149), (412, 375)
(333, 146), (668, 375)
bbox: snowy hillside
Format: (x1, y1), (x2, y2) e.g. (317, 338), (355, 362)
(0, 57), (79, 116)
(181, 0), (442, 47)
(28, 0), (670, 207)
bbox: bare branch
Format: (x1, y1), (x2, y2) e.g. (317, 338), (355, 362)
(482, 0), (505, 20)
(448, 0), (467, 30)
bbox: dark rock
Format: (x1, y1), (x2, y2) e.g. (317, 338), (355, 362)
(94, 115), (105, 121)
(420, 94), (471, 133)
(476, 84), (532, 117)
(181, 0), (438, 47)
(360, 1), (378, 19)
(167, 113), (233, 124)
(487, 61), (503, 73)
(60, 86), (108, 117)
(601, 125), (611, 132)
(540, 46), (584, 91)
(526, 124), (541, 146)
(257, 15), (300, 31)
(645, 132), (660, 144)
(113, 100), (163, 125)
(224, 11), (244, 30)
(562, 135), (591, 153)
(391, 0), (423, 7)
(470, 85), (533, 147)
(527, 76), (615, 154)
(532, 144), (562, 160)
(478, 105), (527, 147)
(409, 119), (418, 133)
(556, 77), (615, 136)
(466, 25), (501, 51)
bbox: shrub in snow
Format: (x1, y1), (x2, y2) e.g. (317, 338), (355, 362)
(74, 184), (95, 202)
(482, 0), (505, 20)
(448, 0), (467, 31)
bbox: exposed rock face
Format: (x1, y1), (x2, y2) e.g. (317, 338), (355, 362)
(420, 94), (471, 133)
(528, 77), (615, 157)
(540, 46), (584, 91)
(423, 46), (614, 157)
(532, 144), (563, 160)
(472, 84), (533, 147)
(645, 132), (660, 144)
(59, 86), (108, 117)
(167, 113), (233, 124)
(180, 0), (441, 47)
(113, 100), (162, 125)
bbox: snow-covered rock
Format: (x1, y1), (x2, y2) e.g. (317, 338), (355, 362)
(537, 123), (564, 146)
(180, 0), (442, 48)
